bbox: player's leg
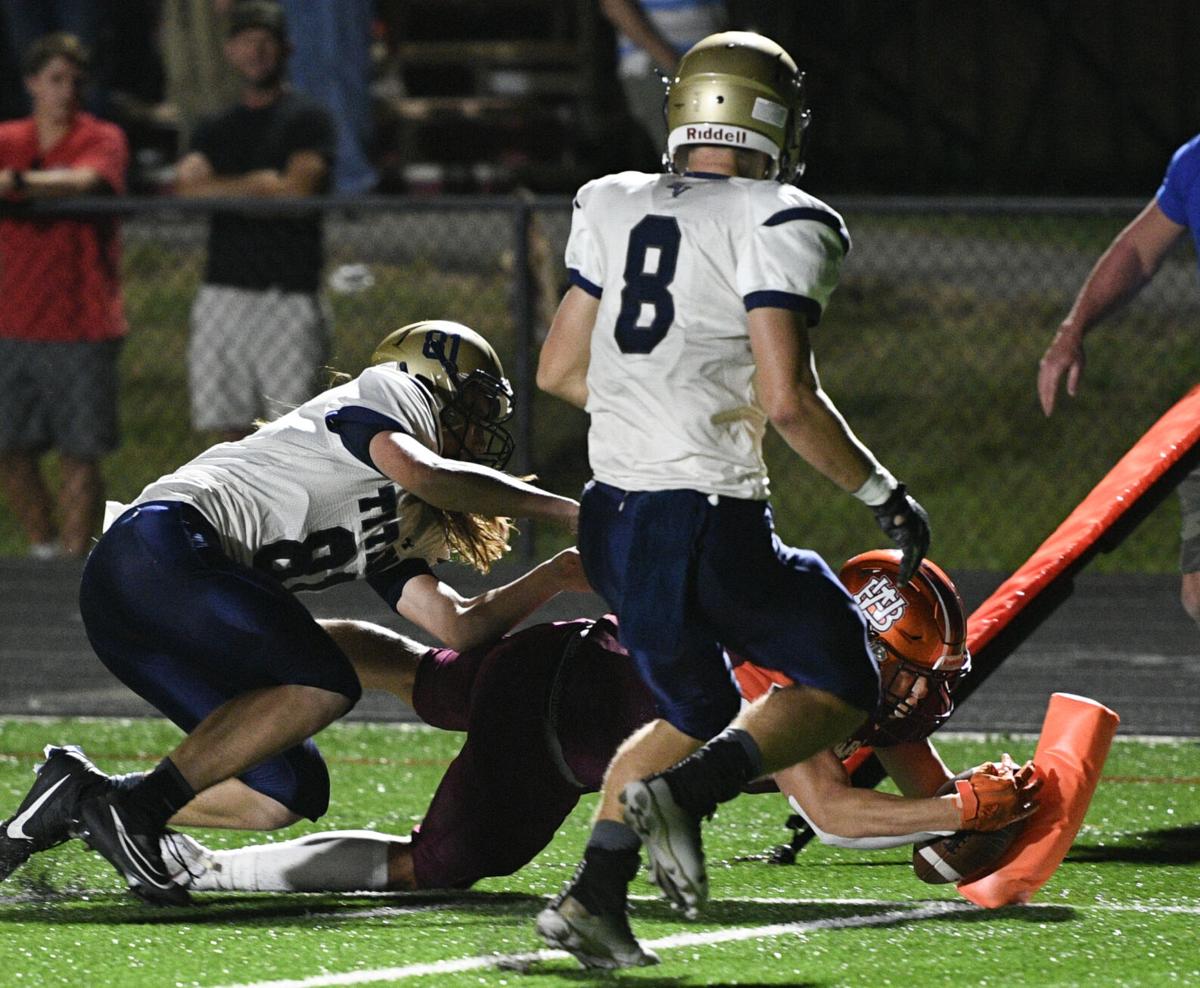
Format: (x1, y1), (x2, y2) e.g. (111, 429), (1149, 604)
(623, 500), (876, 913)
(165, 829), (401, 893)
(1177, 467), (1200, 631)
(540, 486), (736, 966)
(74, 501), (360, 903)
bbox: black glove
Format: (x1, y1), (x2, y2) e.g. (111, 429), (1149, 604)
(871, 483), (930, 584)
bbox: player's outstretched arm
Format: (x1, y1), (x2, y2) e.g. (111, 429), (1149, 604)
(1038, 199), (1184, 416)
(774, 749), (961, 849)
(368, 430), (579, 531)
(394, 549), (592, 651)
(748, 307), (930, 582)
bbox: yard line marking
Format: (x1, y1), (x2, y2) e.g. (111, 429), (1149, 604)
(206, 901), (982, 988)
(211, 896), (1200, 988)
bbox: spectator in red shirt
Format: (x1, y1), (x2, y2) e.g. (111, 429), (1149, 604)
(0, 33), (129, 559)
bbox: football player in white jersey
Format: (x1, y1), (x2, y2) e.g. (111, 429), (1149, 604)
(535, 33), (932, 967)
(0, 320), (582, 906)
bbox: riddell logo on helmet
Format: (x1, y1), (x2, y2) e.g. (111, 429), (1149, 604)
(686, 126), (749, 145)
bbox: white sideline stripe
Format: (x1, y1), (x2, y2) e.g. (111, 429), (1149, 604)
(213, 901), (975, 988)
(209, 896), (1200, 988)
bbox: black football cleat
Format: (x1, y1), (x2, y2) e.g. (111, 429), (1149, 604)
(74, 793), (192, 906)
(0, 744), (110, 882)
(536, 894), (659, 970)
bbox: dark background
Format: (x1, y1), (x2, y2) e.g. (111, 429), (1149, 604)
(4, 0), (1197, 196)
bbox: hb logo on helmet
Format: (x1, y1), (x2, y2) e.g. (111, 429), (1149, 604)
(854, 576), (908, 632)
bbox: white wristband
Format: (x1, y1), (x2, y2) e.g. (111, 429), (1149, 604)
(853, 464), (898, 507)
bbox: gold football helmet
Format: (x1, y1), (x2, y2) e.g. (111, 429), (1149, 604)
(371, 320), (515, 469)
(665, 31), (810, 182)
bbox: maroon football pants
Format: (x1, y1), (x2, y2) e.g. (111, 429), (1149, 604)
(408, 618), (656, 889)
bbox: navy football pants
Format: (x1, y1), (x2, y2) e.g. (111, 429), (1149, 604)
(578, 481), (879, 740)
(79, 501), (362, 820)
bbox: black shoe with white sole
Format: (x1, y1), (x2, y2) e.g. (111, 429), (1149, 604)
(74, 793), (192, 906)
(621, 776), (708, 918)
(535, 894), (659, 970)
(0, 744), (110, 882)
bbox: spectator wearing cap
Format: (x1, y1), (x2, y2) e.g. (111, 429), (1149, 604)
(0, 33), (129, 559)
(173, 0), (336, 443)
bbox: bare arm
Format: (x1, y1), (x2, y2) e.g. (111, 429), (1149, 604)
(175, 148), (328, 198)
(0, 165), (113, 198)
(876, 740), (955, 797)
(747, 306), (881, 492)
(598, 0), (680, 72)
(369, 430), (578, 529)
(1038, 199), (1186, 415)
(773, 747), (960, 846)
(318, 618), (427, 706)
(537, 285), (598, 409)
(394, 548), (591, 650)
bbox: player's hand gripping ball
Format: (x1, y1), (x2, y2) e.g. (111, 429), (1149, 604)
(912, 756), (1042, 885)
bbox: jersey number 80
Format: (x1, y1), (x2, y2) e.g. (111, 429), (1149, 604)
(615, 215), (681, 355)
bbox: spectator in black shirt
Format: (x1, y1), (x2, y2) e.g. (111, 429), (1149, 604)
(173, 0), (335, 443)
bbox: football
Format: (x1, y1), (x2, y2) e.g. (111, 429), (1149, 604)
(911, 778), (1027, 885)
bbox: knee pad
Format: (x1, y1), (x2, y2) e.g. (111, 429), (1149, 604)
(240, 738), (331, 822)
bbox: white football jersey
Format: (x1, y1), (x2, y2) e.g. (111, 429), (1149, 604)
(131, 365), (450, 591)
(566, 171), (850, 498)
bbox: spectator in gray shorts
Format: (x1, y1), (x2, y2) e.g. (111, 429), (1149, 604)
(0, 33), (128, 558)
(173, 0), (335, 443)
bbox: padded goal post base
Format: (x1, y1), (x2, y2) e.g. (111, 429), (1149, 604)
(957, 691), (1119, 907)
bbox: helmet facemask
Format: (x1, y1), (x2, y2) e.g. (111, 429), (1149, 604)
(839, 550), (970, 748)
(370, 320), (516, 471)
(435, 370), (515, 471)
(869, 637), (970, 745)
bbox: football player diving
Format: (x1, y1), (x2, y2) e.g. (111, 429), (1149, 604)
(19, 552), (1036, 898)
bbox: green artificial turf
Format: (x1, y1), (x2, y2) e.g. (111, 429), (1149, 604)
(0, 718), (1195, 987)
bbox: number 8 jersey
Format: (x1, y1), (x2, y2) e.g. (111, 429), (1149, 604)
(566, 170), (850, 499)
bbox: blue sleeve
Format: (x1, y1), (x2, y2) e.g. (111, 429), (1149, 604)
(1156, 135), (1200, 227)
(325, 406), (408, 472)
(367, 557), (434, 610)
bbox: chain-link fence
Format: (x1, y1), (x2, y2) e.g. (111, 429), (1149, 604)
(2, 195), (1198, 573)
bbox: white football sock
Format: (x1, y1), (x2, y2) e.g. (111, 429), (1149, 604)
(185, 829), (395, 892)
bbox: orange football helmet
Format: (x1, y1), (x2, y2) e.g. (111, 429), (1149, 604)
(839, 549), (970, 745)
